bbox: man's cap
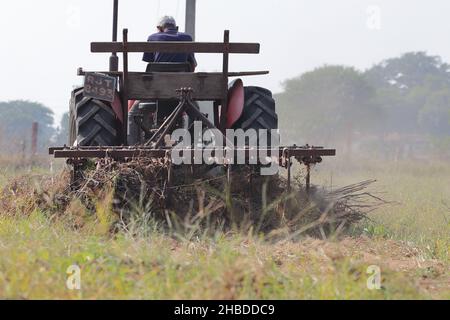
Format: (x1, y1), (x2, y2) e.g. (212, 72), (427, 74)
(158, 16), (177, 28)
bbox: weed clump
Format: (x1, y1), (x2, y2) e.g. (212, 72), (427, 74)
(0, 160), (386, 239)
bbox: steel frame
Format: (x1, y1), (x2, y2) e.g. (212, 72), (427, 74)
(49, 145), (335, 191)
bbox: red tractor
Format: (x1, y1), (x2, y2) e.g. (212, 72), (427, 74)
(50, 2), (335, 193)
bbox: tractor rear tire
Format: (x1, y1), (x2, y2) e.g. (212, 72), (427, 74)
(233, 86), (278, 146)
(69, 88), (119, 147)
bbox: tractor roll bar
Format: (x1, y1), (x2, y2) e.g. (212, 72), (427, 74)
(92, 29), (261, 142)
(91, 41), (260, 54)
(109, 0), (119, 72)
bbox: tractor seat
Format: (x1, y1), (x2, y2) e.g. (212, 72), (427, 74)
(146, 62), (192, 73)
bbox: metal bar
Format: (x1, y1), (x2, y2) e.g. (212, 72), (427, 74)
(306, 163), (311, 194)
(112, 0), (118, 42)
(51, 147), (336, 161)
(287, 157), (292, 193)
(146, 100), (185, 146)
(77, 69), (269, 78)
(50, 146), (335, 153)
(228, 71), (269, 77)
(226, 164), (233, 218)
(290, 149), (336, 157)
(109, 0), (119, 72)
(153, 100), (187, 148)
(185, 0), (196, 40)
(122, 29), (129, 145)
(91, 42), (260, 54)
(50, 146), (335, 156)
(213, 101), (220, 128)
(52, 146), (171, 152)
(219, 30), (230, 132)
(78, 68), (122, 76)
(185, 100), (218, 130)
(166, 151), (173, 195)
(54, 149), (168, 159)
(49, 147), (63, 155)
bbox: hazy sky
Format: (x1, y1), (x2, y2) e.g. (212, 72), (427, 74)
(1, 0), (449, 119)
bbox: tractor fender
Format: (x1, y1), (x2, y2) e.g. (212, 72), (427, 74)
(128, 99), (137, 111)
(225, 78), (245, 129)
(111, 92), (124, 124)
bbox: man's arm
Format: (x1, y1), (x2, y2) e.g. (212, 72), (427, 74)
(142, 35), (156, 63)
(143, 52), (154, 63)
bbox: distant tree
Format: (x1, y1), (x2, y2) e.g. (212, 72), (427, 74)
(365, 52), (450, 136)
(418, 89), (450, 136)
(365, 52), (450, 91)
(0, 100), (55, 154)
(276, 66), (381, 149)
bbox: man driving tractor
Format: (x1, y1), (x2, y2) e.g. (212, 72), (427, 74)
(131, 16), (198, 135)
(143, 16), (197, 72)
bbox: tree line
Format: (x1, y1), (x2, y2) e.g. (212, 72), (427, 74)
(0, 101), (62, 155)
(0, 52), (448, 158)
(276, 52), (450, 159)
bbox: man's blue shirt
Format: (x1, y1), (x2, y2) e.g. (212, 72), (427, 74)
(143, 28), (197, 67)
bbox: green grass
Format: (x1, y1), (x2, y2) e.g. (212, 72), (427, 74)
(314, 160), (450, 263)
(0, 159), (449, 299)
(0, 213), (443, 300)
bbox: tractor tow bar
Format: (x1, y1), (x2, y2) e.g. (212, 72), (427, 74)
(49, 145), (335, 192)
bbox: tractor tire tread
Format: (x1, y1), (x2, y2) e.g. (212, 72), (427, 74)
(233, 86), (278, 147)
(68, 87), (119, 147)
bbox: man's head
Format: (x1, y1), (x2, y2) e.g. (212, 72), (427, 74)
(157, 16), (177, 32)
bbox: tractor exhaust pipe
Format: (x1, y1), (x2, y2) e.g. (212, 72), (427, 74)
(185, 0), (196, 40)
(109, 0), (119, 72)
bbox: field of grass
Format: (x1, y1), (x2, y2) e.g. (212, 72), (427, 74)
(314, 160), (450, 262)
(0, 158), (449, 300)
